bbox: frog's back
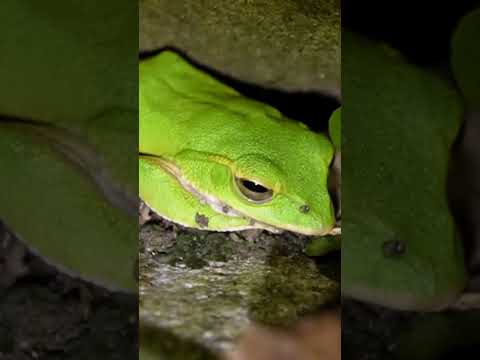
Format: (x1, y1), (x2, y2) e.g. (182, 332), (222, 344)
(139, 51), (322, 164)
(139, 52), (335, 231)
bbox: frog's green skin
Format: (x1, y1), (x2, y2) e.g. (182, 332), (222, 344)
(139, 51), (336, 236)
(0, 1), (137, 291)
(342, 31), (467, 311)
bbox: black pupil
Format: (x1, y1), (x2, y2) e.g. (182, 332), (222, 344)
(242, 180), (268, 193)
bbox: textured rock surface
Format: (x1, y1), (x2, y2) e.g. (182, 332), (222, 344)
(140, 0), (340, 96)
(139, 219), (339, 356)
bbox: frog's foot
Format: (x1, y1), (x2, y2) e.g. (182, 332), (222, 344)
(139, 201), (152, 226)
(139, 201), (166, 226)
(451, 292), (480, 310)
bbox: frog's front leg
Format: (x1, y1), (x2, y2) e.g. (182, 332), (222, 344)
(139, 201), (152, 226)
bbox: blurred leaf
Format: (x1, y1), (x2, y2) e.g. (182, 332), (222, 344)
(342, 31), (466, 309)
(0, 0), (137, 291)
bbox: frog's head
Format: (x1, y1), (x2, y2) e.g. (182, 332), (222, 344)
(139, 50), (337, 235)
(172, 126), (336, 236)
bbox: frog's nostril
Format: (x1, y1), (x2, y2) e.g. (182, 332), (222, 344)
(299, 204), (310, 214)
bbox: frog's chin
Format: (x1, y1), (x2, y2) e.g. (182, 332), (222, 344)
(268, 223), (337, 236)
(204, 203), (335, 236)
(216, 210), (336, 236)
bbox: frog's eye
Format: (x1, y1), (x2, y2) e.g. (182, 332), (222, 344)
(235, 177), (273, 203)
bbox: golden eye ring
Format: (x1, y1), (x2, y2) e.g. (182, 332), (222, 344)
(235, 177), (274, 203)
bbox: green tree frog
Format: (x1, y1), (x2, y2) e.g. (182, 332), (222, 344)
(139, 51), (338, 236)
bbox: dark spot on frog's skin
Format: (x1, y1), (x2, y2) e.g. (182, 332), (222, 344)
(222, 205), (231, 214)
(382, 239), (406, 257)
(249, 219), (256, 226)
(299, 205), (310, 214)
(195, 213), (209, 228)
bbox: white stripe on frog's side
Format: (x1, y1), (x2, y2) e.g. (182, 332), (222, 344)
(141, 198), (270, 232)
(141, 155), (282, 233)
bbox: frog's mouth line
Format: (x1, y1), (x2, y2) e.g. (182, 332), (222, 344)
(1, 116), (138, 218)
(140, 153), (336, 235)
(140, 153), (284, 233)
